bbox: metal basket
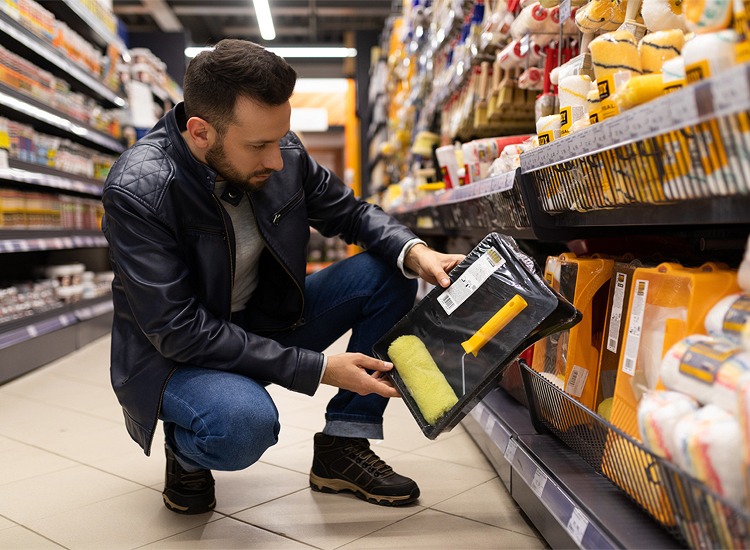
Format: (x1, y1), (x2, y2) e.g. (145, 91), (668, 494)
(520, 362), (750, 549)
(525, 111), (750, 214)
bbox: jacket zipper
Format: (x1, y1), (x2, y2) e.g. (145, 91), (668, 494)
(248, 195), (305, 330)
(271, 188), (304, 225)
(209, 192), (235, 318)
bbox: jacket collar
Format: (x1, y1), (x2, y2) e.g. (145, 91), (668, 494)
(164, 102), (218, 189)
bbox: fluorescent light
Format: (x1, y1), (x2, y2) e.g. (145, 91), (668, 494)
(291, 108), (329, 132)
(294, 78), (349, 93)
(184, 46), (357, 58)
(252, 0), (275, 41)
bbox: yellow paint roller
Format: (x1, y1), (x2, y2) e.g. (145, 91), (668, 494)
(387, 335), (459, 424)
(461, 294), (529, 356)
(460, 294), (529, 394)
(387, 294), (529, 425)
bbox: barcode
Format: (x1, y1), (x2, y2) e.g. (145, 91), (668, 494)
(608, 337), (618, 350)
(440, 294), (455, 309)
(623, 357), (636, 375)
(568, 369), (579, 387)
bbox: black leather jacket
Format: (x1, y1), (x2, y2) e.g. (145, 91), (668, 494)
(102, 103), (417, 455)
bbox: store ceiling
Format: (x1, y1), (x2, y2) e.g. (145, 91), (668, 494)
(112, 0), (395, 48)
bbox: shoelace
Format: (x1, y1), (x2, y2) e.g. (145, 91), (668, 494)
(347, 444), (395, 478)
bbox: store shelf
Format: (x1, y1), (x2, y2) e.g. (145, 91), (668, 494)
(1, 158), (103, 196)
(462, 387), (681, 550)
(0, 294), (112, 384)
(389, 169), (537, 240)
(37, 0), (128, 58)
(0, 9), (126, 108)
(0, 83), (125, 153)
(0, 230), (107, 253)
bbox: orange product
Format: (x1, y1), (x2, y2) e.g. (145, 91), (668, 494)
(609, 262), (740, 440)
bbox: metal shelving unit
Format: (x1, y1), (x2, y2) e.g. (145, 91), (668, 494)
(462, 387), (682, 549)
(0, 3), (118, 384)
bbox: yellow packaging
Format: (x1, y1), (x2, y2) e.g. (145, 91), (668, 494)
(533, 254), (614, 411)
(609, 262), (740, 440)
(560, 106), (574, 136)
(538, 131), (556, 144)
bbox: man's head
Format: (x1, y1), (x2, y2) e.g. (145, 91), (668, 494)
(182, 39), (298, 191)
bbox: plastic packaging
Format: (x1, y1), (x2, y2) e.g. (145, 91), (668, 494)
(705, 293), (750, 344)
(373, 233), (581, 438)
(638, 389), (699, 460)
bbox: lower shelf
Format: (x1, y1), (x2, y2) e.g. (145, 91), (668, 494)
(0, 296), (113, 384)
(462, 387), (681, 549)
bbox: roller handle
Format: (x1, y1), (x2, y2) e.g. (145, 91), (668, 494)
(461, 294), (529, 356)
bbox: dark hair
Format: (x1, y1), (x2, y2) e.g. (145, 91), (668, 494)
(183, 39), (297, 134)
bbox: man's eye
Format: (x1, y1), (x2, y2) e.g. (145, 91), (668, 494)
(251, 144), (266, 151)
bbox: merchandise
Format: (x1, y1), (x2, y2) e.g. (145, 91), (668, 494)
(705, 293), (750, 344)
(387, 335), (459, 424)
(373, 233), (580, 438)
(660, 334), (750, 414)
(637, 389), (699, 460)
(673, 404), (744, 506)
(638, 30), (686, 73)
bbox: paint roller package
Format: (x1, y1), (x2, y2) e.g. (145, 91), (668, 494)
(372, 233), (581, 439)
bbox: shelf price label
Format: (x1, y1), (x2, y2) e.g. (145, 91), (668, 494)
(504, 438), (519, 462)
(711, 65), (750, 115)
(531, 468), (548, 497)
(566, 507), (589, 546)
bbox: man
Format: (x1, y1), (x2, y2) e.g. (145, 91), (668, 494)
(102, 39), (462, 515)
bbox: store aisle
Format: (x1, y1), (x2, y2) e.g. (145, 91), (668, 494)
(0, 334), (546, 549)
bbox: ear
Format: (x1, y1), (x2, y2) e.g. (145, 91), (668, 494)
(185, 117), (215, 150)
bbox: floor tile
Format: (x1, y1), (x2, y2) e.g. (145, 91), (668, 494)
(410, 431), (495, 472)
(213, 461), (310, 515)
(0, 435), (78, 486)
(387, 453), (498, 508)
(231, 488), (423, 550)
(139, 516), (315, 549)
(338, 508), (546, 549)
(0, 525), (65, 549)
(0, 515), (16, 530)
(432, 478), (540, 538)
(0, 464), (141, 524)
(23, 488), (220, 550)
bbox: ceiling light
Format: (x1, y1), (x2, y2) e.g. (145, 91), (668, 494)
(184, 46), (357, 59)
(252, 0), (276, 41)
(294, 78), (349, 93)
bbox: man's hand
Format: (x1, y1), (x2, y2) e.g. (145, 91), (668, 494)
(404, 243), (464, 288)
(322, 353), (401, 398)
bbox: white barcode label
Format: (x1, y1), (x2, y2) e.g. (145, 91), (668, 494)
(565, 365), (589, 398)
(504, 438), (518, 462)
(606, 272), (627, 353)
(622, 280), (649, 376)
(531, 468), (548, 497)
(438, 247), (506, 315)
(566, 507), (589, 545)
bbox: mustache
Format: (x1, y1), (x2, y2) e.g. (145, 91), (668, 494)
(251, 170), (275, 178)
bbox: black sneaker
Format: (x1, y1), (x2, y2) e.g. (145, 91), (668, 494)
(310, 432), (420, 506)
(162, 445), (216, 514)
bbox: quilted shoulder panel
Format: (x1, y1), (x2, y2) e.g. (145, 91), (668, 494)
(106, 144), (175, 209)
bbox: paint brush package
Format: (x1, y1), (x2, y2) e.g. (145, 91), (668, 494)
(372, 233), (581, 439)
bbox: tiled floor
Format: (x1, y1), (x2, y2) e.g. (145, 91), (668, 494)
(0, 333), (547, 549)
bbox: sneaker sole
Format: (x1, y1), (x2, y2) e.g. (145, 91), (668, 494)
(309, 472), (419, 506)
(162, 492), (216, 515)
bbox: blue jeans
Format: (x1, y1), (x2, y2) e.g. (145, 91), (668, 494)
(160, 252), (417, 471)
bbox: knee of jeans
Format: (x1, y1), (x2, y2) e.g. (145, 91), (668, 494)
(210, 402), (280, 471)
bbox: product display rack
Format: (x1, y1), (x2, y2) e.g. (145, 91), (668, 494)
(390, 60), (750, 548)
(0, 3), (121, 384)
(462, 387), (681, 549)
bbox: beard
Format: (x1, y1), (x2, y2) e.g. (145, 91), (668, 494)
(205, 139), (274, 193)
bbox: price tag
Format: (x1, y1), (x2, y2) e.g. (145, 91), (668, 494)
(566, 507), (589, 545)
(470, 403), (485, 422)
(668, 89), (699, 129)
(59, 314), (70, 326)
(504, 438), (519, 462)
(711, 65), (750, 115)
(531, 468), (548, 497)
(26, 324), (38, 338)
(559, 0), (571, 23)
(484, 414), (496, 433)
